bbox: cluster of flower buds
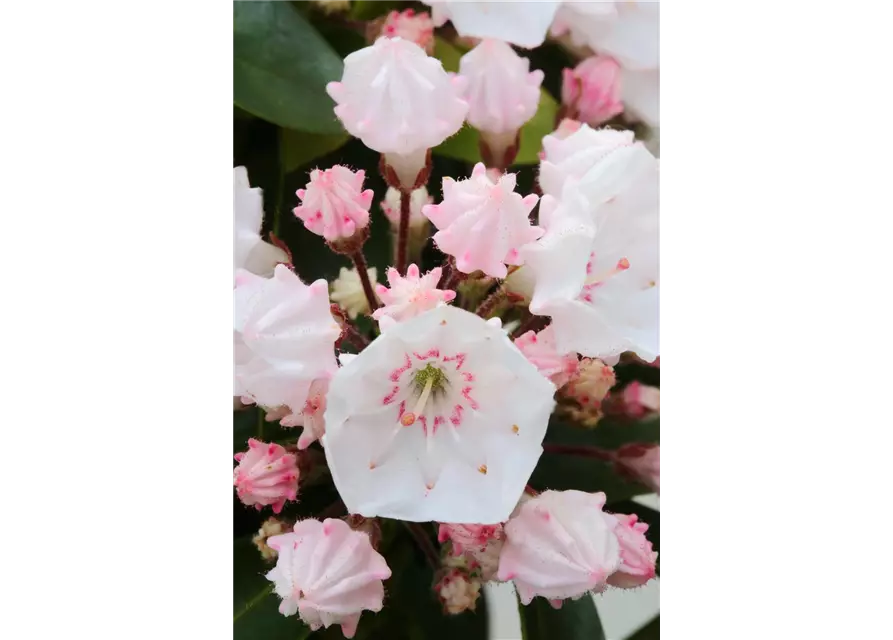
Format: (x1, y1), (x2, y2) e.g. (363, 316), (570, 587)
(234, 6), (659, 635)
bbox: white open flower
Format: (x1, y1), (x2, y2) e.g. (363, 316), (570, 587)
(539, 124), (636, 197)
(523, 142), (659, 362)
(424, 1), (561, 49)
(234, 167), (287, 278)
(234, 265), (341, 414)
(323, 305), (556, 523)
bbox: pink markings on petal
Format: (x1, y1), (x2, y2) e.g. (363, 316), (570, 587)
(413, 348), (440, 361)
(450, 404), (464, 426)
(389, 354), (413, 382)
(443, 353), (466, 370)
(462, 387), (479, 410)
(433, 416), (445, 433)
(418, 415), (428, 434)
(397, 400), (406, 420)
(462, 372), (475, 382)
(382, 385), (400, 405)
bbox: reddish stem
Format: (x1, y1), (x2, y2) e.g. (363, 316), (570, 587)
(475, 286), (506, 319)
(350, 250), (380, 313)
(396, 189), (411, 275)
(403, 522), (440, 569)
(542, 443), (616, 463)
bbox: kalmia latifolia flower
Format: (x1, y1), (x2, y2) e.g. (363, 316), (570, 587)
(372, 264), (456, 324)
(561, 55), (624, 127)
(523, 140), (659, 362)
(606, 512), (658, 589)
(423, 163), (543, 278)
(330, 266), (379, 320)
(233, 439), (300, 514)
(234, 167), (287, 279)
(423, 1), (560, 49)
(266, 518), (392, 638)
(497, 490), (620, 605)
(437, 523), (504, 555)
(458, 39), (543, 164)
(379, 9), (435, 54)
(322, 305), (556, 523)
(539, 123), (636, 197)
(234, 266), (340, 420)
(327, 37), (468, 189)
(514, 325), (580, 388)
(293, 166), (373, 245)
(435, 568), (482, 614)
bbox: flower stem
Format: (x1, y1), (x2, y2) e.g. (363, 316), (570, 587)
(396, 189), (411, 275)
(402, 522), (440, 569)
(511, 313), (548, 339)
(542, 443), (616, 463)
(350, 250), (380, 313)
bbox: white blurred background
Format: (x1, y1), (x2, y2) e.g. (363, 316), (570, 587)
(486, 494), (659, 640)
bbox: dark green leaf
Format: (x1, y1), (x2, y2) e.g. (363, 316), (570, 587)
(530, 451), (650, 503)
(520, 594), (605, 640)
(626, 615), (659, 640)
(234, 406), (292, 453)
(234, 1), (344, 134)
(280, 128), (350, 173)
(234, 536), (311, 640)
(350, 0), (404, 20)
(432, 37), (559, 165)
(548, 417), (660, 451)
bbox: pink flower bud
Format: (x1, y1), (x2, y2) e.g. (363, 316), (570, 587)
(497, 490), (620, 605)
(380, 9), (435, 54)
(293, 166), (373, 242)
(435, 568), (482, 615)
(514, 325), (580, 388)
(563, 358), (617, 409)
(606, 513), (658, 589)
(621, 381), (660, 418)
(266, 519), (392, 638)
(233, 439), (300, 514)
(372, 264), (457, 324)
(561, 55), (624, 127)
(438, 522), (505, 555)
(615, 444), (660, 494)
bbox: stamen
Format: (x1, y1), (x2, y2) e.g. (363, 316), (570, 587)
(584, 257), (630, 287)
(401, 374), (436, 426)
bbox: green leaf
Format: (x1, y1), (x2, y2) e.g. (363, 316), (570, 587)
(432, 37), (559, 165)
(234, 406), (292, 453)
(549, 417), (660, 451)
(280, 128), (350, 173)
(520, 595), (605, 640)
(350, 0), (404, 20)
(626, 615), (659, 640)
(234, 1), (344, 134)
(234, 537), (311, 640)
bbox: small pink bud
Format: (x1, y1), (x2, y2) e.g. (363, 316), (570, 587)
(561, 55), (624, 127)
(606, 513), (658, 589)
(293, 166), (372, 242)
(233, 440), (300, 513)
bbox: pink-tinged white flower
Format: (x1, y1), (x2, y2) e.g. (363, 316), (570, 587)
(266, 518), (391, 638)
(563, 358), (616, 409)
(380, 9), (435, 54)
(523, 142), (659, 362)
(234, 167), (288, 279)
(539, 123), (635, 197)
(234, 266), (340, 416)
(330, 266), (379, 320)
(606, 513), (658, 589)
(551, 2), (660, 126)
(380, 186), (432, 228)
(459, 39), (543, 137)
(561, 55), (624, 127)
(372, 264), (456, 324)
(424, 1), (560, 48)
(293, 166), (373, 242)
(327, 37), (468, 188)
(323, 305), (556, 523)
(438, 523), (504, 555)
(514, 325), (580, 388)
(284, 377), (331, 450)
(615, 444), (660, 494)
(423, 163), (543, 278)
(436, 568), (482, 614)
(497, 490), (620, 604)
(233, 439), (300, 514)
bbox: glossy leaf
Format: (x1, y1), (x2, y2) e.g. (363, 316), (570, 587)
(233, 536), (311, 640)
(234, 1), (344, 134)
(519, 594), (605, 640)
(626, 615), (659, 640)
(432, 37), (559, 165)
(280, 128), (350, 173)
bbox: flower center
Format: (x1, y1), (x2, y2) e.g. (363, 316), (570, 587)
(401, 363), (447, 426)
